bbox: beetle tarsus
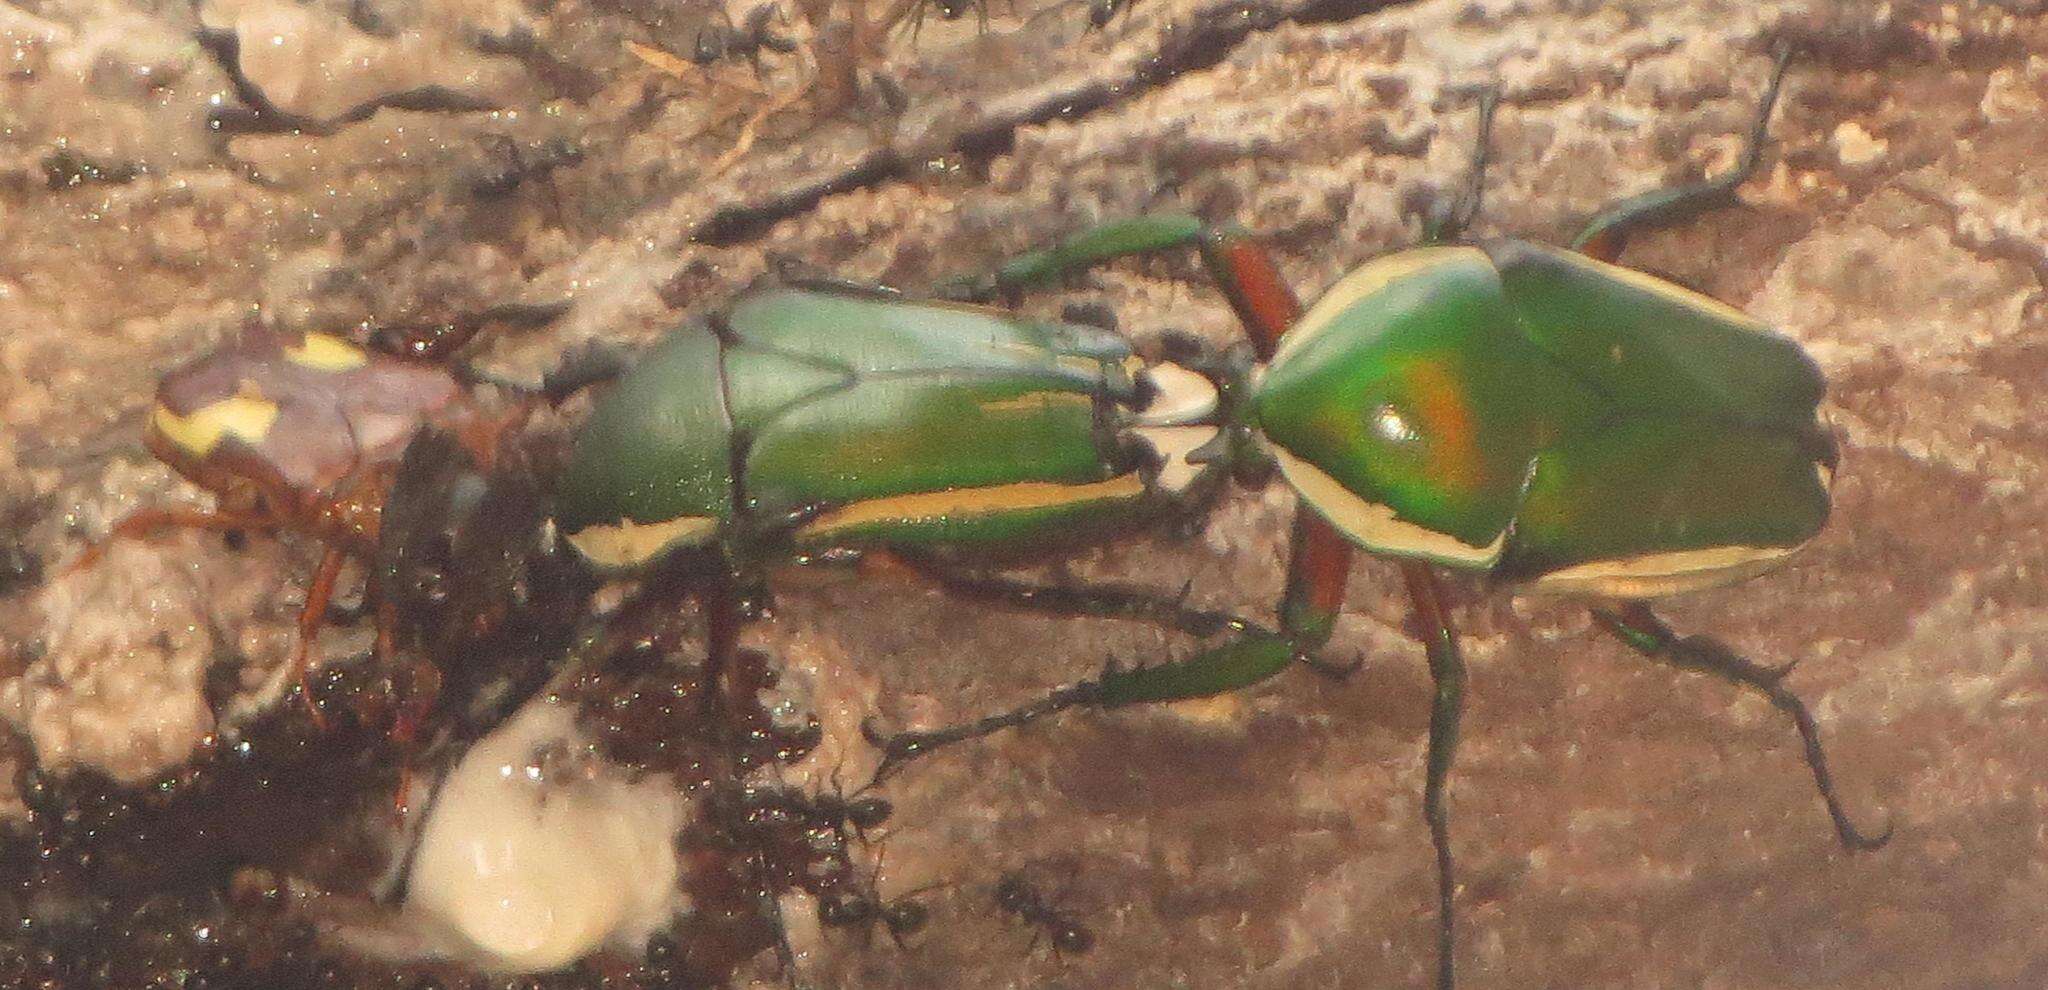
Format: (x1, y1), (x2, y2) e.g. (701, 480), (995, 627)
(864, 679), (1106, 779)
(1593, 603), (1894, 852)
(1295, 650), (1362, 680)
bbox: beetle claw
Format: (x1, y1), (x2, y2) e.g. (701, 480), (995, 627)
(1297, 651), (1363, 680)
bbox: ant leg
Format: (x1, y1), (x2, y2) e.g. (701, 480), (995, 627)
(1590, 601), (1893, 851)
(1571, 44), (1792, 263)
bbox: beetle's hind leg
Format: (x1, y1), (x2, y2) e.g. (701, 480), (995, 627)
(1591, 601), (1893, 851)
(890, 552), (1251, 639)
(1570, 43), (1792, 262)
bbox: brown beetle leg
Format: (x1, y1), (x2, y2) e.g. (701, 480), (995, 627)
(292, 546), (348, 729)
(68, 507), (282, 572)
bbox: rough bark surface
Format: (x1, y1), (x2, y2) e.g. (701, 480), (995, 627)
(2, 0), (2046, 986)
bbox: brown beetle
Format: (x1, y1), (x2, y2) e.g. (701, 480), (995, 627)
(74, 326), (525, 730)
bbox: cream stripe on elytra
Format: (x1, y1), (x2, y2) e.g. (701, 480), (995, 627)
(1270, 446), (1505, 567)
(1536, 244), (1764, 328)
(797, 475), (1147, 539)
(1525, 544), (1801, 599)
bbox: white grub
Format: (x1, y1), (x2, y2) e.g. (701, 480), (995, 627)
(395, 698), (690, 973)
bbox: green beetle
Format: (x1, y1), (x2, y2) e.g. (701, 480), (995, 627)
(556, 51), (1882, 990)
(555, 284), (1227, 569)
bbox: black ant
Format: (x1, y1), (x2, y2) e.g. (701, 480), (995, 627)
(994, 871), (1094, 957)
(817, 843), (937, 949)
(693, 3), (799, 74)
(817, 887), (932, 948)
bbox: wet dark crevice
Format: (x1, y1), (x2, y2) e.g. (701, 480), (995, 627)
(194, 27), (502, 138)
(690, 0), (1419, 246)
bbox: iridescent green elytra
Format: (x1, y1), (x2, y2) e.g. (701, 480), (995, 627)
(556, 284), (1221, 570)
(1253, 239), (1832, 596)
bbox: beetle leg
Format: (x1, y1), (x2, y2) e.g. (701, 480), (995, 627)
(887, 553), (1247, 637)
(1421, 85), (1500, 247)
(1590, 601), (1893, 851)
(1570, 44), (1792, 262)
(1400, 561), (1464, 990)
(292, 546), (349, 729)
(68, 507), (282, 572)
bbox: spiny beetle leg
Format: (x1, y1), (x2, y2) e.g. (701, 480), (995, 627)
(1400, 561), (1465, 990)
(890, 552), (1249, 638)
(1590, 601), (1892, 851)
(865, 679), (1106, 781)
(1571, 44), (1792, 263)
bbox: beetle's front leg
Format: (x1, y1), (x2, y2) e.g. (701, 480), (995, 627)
(1591, 601), (1893, 851)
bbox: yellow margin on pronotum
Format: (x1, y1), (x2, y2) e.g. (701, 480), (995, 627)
(796, 475), (1147, 541)
(1272, 247), (1490, 367)
(1270, 446), (1505, 568)
(150, 396), (282, 458)
(566, 515), (720, 569)
(282, 333), (370, 371)
(1525, 544), (1800, 599)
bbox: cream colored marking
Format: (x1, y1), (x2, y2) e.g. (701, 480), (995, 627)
(149, 396), (281, 458)
(987, 340), (1053, 360)
(977, 392), (1095, 415)
(1273, 247), (1490, 366)
(1134, 362), (1218, 426)
(1132, 425), (1220, 494)
(566, 515), (720, 569)
(283, 333), (370, 371)
(1270, 446), (1506, 567)
(797, 475), (1146, 539)
(1056, 354), (1105, 376)
(1538, 244), (1763, 328)
(1525, 544), (1801, 599)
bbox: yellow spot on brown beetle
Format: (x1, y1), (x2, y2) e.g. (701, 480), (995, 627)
(149, 396), (282, 458)
(283, 333), (369, 372)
